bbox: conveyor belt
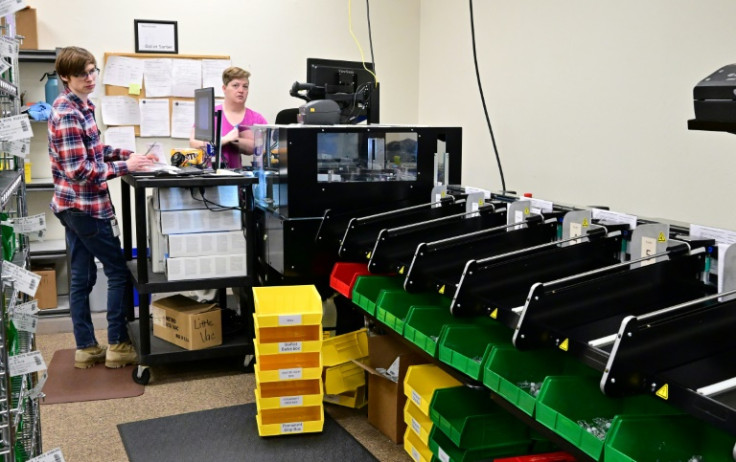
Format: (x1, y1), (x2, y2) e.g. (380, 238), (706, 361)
(603, 293), (736, 435)
(451, 230), (623, 322)
(514, 249), (714, 369)
(367, 205), (506, 274)
(403, 217), (558, 294)
(338, 197), (468, 261)
(316, 200), (417, 254)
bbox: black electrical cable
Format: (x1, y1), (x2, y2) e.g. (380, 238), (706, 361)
(366, 0), (376, 73)
(469, 0), (507, 193)
(189, 188), (244, 212)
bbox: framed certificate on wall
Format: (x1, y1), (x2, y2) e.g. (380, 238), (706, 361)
(134, 20), (178, 54)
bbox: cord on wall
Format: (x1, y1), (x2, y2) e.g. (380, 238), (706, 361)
(348, 0), (379, 85)
(469, 0), (507, 193)
(366, 0), (376, 73)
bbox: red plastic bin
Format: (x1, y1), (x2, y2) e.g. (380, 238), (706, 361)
(329, 263), (372, 298)
(493, 452), (577, 462)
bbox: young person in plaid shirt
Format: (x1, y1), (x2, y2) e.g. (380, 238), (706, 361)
(49, 47), (156, 369)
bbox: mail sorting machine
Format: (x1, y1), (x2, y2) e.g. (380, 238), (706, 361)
(250, 124), (462, 287)
(334, 196), (736, 449)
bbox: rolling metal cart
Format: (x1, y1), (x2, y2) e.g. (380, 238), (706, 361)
(120, 173), (258, 385)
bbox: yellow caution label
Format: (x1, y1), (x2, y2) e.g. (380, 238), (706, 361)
(524, 207), (530, 214)
(479, 199), (485, 207)
(438, 285), (445, 295)
(399, 266), (405, 275)
(655, 384), (669, 400)
(490, 308), (498, 319)
(366, 251), (371, 259)
(657, 232), (667, 243)
(582, 218), (589, 227)
(559, 338), (569, 351)
(310, 107), (316, 112)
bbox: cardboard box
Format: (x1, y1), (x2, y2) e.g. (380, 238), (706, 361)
(31, 267), (57, 309)
(16, 7), (38, 50)
(167, 230), (245, 258)
(151, 295), (222, 350)
(353, 334), (428, 443)
(165, 253), (246, 281)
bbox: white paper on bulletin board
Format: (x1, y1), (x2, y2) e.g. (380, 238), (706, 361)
(139, 99), (170, 137)
(202, 59), (232, 97)
(171, 100), (194, 139)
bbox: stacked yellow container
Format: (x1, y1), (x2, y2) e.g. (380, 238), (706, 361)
(402, 364), (462, 462)
(321, 328), (369, 408)
(252, 285), (324, 436)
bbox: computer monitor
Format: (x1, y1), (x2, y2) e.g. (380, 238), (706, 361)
(306, 58), (380, 124)
(193, 87), (223, 169)
(194, 87), (215, 143)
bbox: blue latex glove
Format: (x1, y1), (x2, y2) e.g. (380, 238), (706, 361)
(27, 101), (52, 121)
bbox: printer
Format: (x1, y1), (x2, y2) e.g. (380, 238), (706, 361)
(693, 64), (736, 122)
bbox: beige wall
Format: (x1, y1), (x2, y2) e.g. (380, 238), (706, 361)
(22, 0), (421, 240)
(419, 0), (736, 231)
(23, 0), (736, 234)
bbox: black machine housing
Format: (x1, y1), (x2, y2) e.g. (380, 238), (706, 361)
(250, 124), (462, 286)
(693, 64), (736, 123)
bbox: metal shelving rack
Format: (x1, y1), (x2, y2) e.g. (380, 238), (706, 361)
(0, 17), (44, 461)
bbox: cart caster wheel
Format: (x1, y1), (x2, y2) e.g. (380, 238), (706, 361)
(132, 366), (151, 385)
(242, 354), (255, 373)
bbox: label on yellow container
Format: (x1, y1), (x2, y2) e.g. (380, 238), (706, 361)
(280, 395), (303, 407)
(279, 341), (302, 353)
(281, 422), (304, 433)
(279, 367), (303, 380)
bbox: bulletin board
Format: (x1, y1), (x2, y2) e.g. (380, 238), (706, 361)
(102, 52), (230, 136)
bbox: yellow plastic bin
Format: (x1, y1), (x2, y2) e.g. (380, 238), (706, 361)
(321, 328), (369, 367)
(254, 317), (323, 355)
(404, 427), (433, 462)
(403, 364), (462, 415)
(323, 361), (366, 395)
(323, 385), (367, 409)
(252, 285), (322, 327)
(254, 347), (323, 383)
(404, 400), (433, 445)
(255, 402), (324, 436)
(255, 379), (324, 410)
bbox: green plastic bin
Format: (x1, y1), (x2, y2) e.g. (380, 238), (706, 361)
(535, 375), (678, 461)
(376, 289), (445, 334)
(351, 275), (404, 316)
(605, 414), (736, 462)
(403, 305), (468, 357)
(428, 425), (530, 462)
(482, 346), (597, 416)
(437, 324), (512, 380)
(429, 386), (530, 450)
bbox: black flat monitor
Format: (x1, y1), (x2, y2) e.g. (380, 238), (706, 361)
(306, 58), (379, 124)
(194, 87), (215, 142)
(193, 87), (223, 169)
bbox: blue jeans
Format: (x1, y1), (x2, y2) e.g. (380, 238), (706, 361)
(56, 210), (130, 349)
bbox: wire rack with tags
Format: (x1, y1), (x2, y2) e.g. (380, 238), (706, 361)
(0, 20), (45, 462)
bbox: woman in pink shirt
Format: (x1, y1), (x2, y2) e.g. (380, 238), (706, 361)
(190, 66), (267, 169)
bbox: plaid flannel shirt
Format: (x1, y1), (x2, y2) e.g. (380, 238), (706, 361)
(48, 88), (131, 219)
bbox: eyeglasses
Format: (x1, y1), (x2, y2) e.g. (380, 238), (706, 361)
(73, 67), (99, 79)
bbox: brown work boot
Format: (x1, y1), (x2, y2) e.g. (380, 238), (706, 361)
(74, 344), (107, 369)
(105, 341), (137, 368)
